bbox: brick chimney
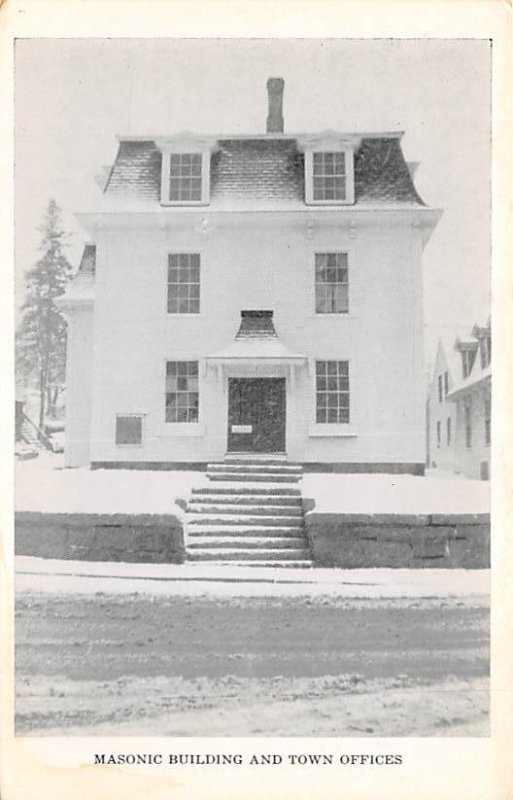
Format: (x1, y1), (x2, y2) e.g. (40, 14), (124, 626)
(266, 77), (284, 133)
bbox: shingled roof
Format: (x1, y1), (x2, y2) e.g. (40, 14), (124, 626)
(103, 136), (425, 207)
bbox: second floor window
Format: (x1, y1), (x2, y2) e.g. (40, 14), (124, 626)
(167, 253), (200, 314)
(169, 153), (202, 202)
(438, 375), (443, 403)
(316, 360), (350, 423)
(315, 252), (349, 313)
(444, 371), (449, 396)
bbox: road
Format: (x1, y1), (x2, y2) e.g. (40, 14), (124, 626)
(15, 567), (489, 736)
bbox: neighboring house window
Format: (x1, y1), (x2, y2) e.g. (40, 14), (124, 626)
(465, 404), (472, 448)
(447, 417), (451, 446)
(484, 397), (491, 445)
(444, 371), (449, 396)
(315, 360), (350, 423)
(480, 336), (491, 368)
(165, 361), (199, 422)
(436, 421), (441, 449)
(167, 253), (200, 314)
(312, 152), (346, 201)
(169, 153), (202, 202)
(438, 375), (443, 403)
(115, 415), (143, 445)
(315, 252), (348, 313)
(462, 349), (476, 379)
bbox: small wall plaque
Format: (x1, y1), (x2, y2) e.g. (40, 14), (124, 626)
(231, 425), (252, 434)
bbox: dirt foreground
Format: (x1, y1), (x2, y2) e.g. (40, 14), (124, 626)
(15, 591), (489, 737)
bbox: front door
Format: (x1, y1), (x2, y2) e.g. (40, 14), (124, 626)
(227, 378), (286, 453)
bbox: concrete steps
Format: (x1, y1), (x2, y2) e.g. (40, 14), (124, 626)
(185, 459), (312, 567)
(187, 547), (310, 562)
(207, 472), (301, 483)
(192, 485), (301, 496)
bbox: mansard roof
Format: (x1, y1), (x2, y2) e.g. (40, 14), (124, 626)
(103, 134), (425, 207)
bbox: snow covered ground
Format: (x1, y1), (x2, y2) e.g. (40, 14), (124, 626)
(15, 453), (489, 516)
(302, 472), (489, 515)
(15, 453), (203, 516)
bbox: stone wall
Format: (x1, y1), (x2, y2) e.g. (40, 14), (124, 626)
(15, 512), (185, 564)
(304, 511), (489, 569)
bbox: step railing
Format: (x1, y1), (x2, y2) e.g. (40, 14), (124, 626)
(21, 412), (54, 451)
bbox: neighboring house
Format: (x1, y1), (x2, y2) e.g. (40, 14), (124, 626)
(428, 320), (491, 479)
(58, 77), (441, 472)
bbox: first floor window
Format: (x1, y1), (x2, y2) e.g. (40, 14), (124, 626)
(315, 252), (348, 313)
(484, 397), (491, 445)
(436, 421), (441, 448)
(316, 360), (350, 423)
(116, 415), (143, 445)
(465, 405), (472, 448)
(165, 361), (199, 422)
(167, 253), (200, 313)
(447, 416), (452, 446)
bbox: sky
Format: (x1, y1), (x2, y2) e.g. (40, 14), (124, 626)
(14, 38), (491, 369)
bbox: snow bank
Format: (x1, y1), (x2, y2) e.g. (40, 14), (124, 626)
(15, 454), (204, 515)
(301, 473), (490, 515)
(15, 454), (490, 516)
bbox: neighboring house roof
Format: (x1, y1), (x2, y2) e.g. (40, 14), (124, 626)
(446, 320), (492, 400)
(78, 244), (96, 275)
(103, 136), (425, 208)
(57, 244), (96, 307)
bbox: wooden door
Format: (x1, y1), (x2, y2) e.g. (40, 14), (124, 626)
(227, 378), (286, 453)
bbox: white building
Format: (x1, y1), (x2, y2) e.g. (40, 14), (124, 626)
(59, 78), (441, 472)
(428, 320), (491, 479)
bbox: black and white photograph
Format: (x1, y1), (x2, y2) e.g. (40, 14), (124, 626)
(12, 37), (492, 741)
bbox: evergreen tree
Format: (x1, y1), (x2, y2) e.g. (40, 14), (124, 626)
(16, 199), (73, 428)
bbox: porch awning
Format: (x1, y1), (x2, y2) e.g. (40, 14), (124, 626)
(205, 310), (307, 364)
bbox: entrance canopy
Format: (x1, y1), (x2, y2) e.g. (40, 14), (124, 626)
(206, 310), (307, 366)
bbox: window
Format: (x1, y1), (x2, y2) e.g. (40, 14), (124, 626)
(436, 421), (441, 449)
(444, 371), (449, 397)
(169, 153), (202, 202)
(484, 397), (491, 445)
(315, 252), (348, 313)
(165, 361), (199, 423)
(438, 375), (443, 403)
(167, 253), (200, 314)
(300, 140), (355, 205)
(462, 349), (476, 379)
(480, 336), (491, 368)
(115, 415), (142, 445)
(447, 417), (451, 446)
(315, 361), (350, 423)
(465, 405), (472, 448)
(312, 152), (346, 201)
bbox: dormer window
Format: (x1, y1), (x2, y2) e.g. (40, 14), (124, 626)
(169, 153), (203, 202)
(298, 134), (357, 206)
(156, 136), (217, 206)
(312, 152), (347, 202)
